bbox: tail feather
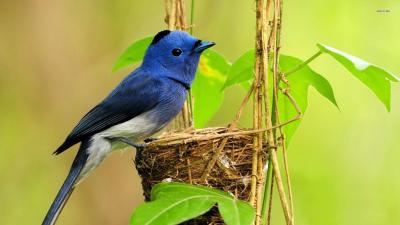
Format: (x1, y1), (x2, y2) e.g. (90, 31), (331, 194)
(42, 140), (90, 225)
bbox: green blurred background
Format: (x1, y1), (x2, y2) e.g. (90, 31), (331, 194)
(0, 0), (399, 224)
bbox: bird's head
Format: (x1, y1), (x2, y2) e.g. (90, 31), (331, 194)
(142, 30), (215, 88)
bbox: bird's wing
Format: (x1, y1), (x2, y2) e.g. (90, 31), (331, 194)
(54, 74), (162, 155)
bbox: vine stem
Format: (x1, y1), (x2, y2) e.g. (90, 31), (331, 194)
(285, 51), (322, 76)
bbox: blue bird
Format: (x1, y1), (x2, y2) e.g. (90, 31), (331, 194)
(42, 30), (215, 225)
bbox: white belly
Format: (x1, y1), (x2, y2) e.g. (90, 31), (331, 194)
(76, 112), (164, 185)
(97, 111), (161, 141)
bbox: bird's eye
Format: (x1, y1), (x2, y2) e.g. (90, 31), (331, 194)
(171, 48), (183, 56)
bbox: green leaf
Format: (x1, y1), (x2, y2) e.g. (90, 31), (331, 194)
(317, 43), (399, 111)
(222, 50), (255, 90)
(112, 37), (152, 72)
(279, 54), (337, 143)
(131, 182), (255, 225)
(131, 196), (216, 225)
(217, 198), (255, 225)
(151, 182), (235, 200)
(192, 49), (230, 128)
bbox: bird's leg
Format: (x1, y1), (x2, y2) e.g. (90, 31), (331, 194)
(144, 137), (159, 143)
(114, 137), (146, 151)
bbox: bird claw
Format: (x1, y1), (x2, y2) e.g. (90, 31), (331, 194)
(115, 137), (147, 151)
(144, 137), (158, 143)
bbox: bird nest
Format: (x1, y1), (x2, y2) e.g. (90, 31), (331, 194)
(135, 127), (267, 224)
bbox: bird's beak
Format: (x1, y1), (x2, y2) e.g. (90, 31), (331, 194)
(193, 41), (216, 53)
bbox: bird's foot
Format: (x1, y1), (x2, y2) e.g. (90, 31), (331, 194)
(116, 137), (146, 151)
(144, 137), (158, 143)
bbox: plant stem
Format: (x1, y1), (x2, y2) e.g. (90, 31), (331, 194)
(187, 0), (195, 126)
(266, 170), (274, 225)
(190, 0), (195, 35)
(260, 159), (273, 225)
(250, 0), (265, 211)
(271, 0), (294, 220)
(285, 51), (322, 76)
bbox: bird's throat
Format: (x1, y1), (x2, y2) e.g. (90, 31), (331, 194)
(166, 77), (191, 90)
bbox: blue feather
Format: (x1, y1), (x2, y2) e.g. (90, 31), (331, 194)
(54, 72), (162, 154)
(43, 140), (90, 225)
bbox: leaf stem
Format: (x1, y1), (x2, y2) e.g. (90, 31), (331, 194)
(285, 51), (322, 76)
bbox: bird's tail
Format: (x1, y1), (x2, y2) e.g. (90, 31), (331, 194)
(42, 140), (90, 225)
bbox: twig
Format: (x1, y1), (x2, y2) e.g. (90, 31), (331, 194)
(175, 1), (181, 29)
(188, 92), (194, 127)
(164, 0), (171, 25)
(280, 134), (294, 220)
(258, 0), (275, 224)
(271, 147), (293, 225)
(167, 0), (176, 30)
(251, 0), (265, 211)
(255, 0), (272, 224)
(178, 0), (187, 30)
(275, 88), (302, 220)
(281, 88), (302, 118)
(187, 158), (193, 184)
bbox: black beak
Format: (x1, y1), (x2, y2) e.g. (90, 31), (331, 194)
(193, 41), (216, 53)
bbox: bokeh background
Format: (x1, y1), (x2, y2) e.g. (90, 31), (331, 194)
(1, 0), (399, 225)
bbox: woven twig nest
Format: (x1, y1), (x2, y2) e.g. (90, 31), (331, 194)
(135, 127), (267, 224)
